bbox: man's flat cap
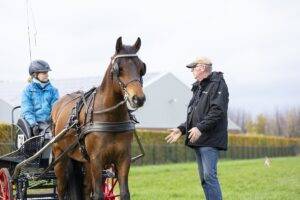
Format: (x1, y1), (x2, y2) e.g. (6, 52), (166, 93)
(186, 57), (212, 68)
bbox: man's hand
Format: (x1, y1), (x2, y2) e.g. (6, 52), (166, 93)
(188, 127), (202, 143)
(165, 128), (182, 143)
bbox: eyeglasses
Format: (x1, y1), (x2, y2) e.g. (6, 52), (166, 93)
(191, 64), (206, 71)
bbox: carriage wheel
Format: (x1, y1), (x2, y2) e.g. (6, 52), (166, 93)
(0, 168), (13, 200)
(102, 166), (119, 200)
(103, 177), (119, 200)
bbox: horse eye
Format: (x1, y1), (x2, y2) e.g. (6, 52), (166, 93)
(141, 63), (146, 76)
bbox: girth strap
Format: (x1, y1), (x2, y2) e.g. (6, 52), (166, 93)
(81, 121), (135, 135)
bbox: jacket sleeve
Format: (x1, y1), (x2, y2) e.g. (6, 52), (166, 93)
(21, 88), (36, 126)
(196, 81), (229, 132)
(177, 121), (187, 135)
(50, 88), (59, 108)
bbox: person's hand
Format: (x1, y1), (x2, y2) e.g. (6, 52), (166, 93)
(32, 124), (40, 136)
(188, 127), (201, 143)
(165, 128), (182, 143)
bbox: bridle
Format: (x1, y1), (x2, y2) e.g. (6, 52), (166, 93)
(108, 53), (145, 111)
(111, 53), (144, 87)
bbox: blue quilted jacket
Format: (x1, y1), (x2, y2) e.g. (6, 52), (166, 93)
(21, 79), (59, 126)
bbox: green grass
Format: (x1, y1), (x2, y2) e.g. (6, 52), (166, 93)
(128, 157), (300, 200)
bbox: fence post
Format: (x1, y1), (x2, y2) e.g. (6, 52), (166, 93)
(152, 143), (155, 165)
(174, 144), (178, 163)
(164, 144), (167, 163)
(184, 146), (187, 162)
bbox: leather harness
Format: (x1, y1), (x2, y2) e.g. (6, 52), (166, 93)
(37, 53), (144, 179)
(67, 53), (141, 160)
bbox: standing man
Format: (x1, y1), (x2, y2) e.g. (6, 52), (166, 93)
(165, 57), (229, 200)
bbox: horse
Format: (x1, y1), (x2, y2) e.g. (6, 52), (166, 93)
(51, 37), (146, 200)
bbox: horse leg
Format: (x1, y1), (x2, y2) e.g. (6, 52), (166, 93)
(116, 158), (131, 200)
(54, 158), (69, 200)
(90, 159), (104, 200)
(83, 162), (92, 200)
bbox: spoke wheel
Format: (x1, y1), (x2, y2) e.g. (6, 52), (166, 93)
(102, 167), (119, 200)
(0, 168), (13, 200)
(103, 177), (119, 200)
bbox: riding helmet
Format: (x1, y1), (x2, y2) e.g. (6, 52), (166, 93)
(29, 60), (51, 76)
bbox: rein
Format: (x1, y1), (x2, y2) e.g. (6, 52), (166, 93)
(93, 96), (128, 114)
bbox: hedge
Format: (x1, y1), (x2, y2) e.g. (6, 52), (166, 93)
(1, 123), (299, 160)
(0, 123), (14, 154)
(1, 123), (299, 148)
(133, 129), (300, 148)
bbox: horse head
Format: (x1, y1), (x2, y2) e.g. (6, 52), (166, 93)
(108, 37), (146, 110)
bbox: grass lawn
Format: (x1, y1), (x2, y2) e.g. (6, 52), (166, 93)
(128, 156), (300, 200)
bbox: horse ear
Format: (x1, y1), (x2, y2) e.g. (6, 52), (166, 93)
(133, 37), (141, 52)
(116, 37), (123, 53)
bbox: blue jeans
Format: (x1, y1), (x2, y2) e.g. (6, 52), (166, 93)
(195, 147), (222, 200)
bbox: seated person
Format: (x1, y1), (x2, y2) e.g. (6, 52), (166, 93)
(21, 60), (59, 139)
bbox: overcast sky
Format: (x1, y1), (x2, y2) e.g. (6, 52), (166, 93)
(0, 0), (299, 116)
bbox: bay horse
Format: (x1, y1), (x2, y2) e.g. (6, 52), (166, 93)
(51, 37), (146, 200)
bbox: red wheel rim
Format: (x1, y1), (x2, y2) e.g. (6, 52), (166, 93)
(0, 168), (13, 200)
(103, 177), (119, 200)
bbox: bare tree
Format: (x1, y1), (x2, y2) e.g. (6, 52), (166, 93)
(228, 108), (251, 133)
(230, 106), (300, 137)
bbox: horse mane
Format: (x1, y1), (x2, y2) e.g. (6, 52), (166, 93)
(99, 61), (113, 92)
(100, 47), (136, 92)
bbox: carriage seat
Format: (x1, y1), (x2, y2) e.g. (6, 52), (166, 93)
(16, 118), (52, 166)
(17, 118), (33, 140)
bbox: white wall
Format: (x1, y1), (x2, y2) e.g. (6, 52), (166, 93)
(135, 73), (192, 128)
(0, 99), (20, 124)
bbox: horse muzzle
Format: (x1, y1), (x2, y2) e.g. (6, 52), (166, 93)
(127, 95), (146, 110)
(133, 95), (146, 107)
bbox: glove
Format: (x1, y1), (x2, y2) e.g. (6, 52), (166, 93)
(32, 124), (40, 136)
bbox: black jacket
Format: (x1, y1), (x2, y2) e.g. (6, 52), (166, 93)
(178, 71), (229, 150)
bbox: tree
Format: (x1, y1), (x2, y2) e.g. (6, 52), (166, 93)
(255, 114), (267, 134)
(228, 108), (252, 133)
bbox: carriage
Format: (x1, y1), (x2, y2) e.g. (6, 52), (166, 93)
(0, 37), (146, 200)
(0, 104), (144, 200)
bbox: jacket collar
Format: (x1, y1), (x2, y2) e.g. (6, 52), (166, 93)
(32, 78), (51, 90)
(191, 72), (224, 91)
(191, 73), (212, 91)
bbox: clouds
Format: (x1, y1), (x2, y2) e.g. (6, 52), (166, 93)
(0, 0), (299, 114)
